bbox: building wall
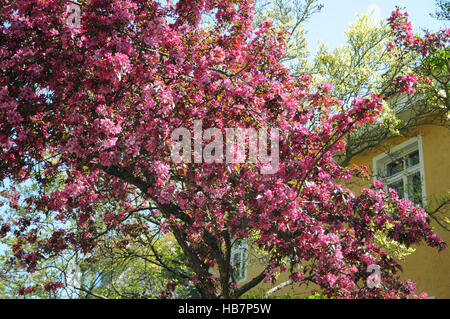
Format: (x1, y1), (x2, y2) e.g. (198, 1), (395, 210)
(243, 124), (449, 298)
(348, 124), (450, 298)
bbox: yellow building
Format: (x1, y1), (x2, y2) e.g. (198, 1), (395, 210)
(240, 115), (449, 299)
(347, 123), (450, 298)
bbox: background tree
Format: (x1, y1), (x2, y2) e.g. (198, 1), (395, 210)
(254, 0), (323, 70)
(0, 176), (199, 298)
(431, 0), (450, 21)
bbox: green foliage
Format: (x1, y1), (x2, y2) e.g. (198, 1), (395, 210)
(311, 12), (415, 108)
(421, 47), (450, 111)
(85, 235), (200, 299)
(242, 291), (329, 299)
(373, 229), (416, 261)
(0, 173), (199, 299)
(242, 292), (298, 299)
(304, 292), (329, 299)
(254, 0), (323, 70)
(431, 0), (450, 21)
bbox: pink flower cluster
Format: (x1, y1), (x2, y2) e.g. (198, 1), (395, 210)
(388, 7), (449, 57)
(393, 73), (418, 95)
(44, 281), (64, 292)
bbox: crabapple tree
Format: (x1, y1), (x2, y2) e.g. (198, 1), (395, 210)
(0, 0), (446, 298)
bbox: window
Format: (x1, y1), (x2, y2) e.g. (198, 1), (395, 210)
(230, 240), (248, 283)
(373, 136), (426, 206)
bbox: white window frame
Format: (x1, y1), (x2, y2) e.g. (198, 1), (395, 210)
(230, 240), (248, 283)
(372, 136), (427, 206)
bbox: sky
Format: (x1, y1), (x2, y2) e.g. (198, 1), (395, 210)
(303, 0), (449, 55)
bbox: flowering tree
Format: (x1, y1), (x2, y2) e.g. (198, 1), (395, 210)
(263, 1), (450, 230)
(0, 0), (447, 299)
(388, 7), (449, 103)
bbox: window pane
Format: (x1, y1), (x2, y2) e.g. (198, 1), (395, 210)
(406, 151), (420, 168)
(386, 160), (403, 176)
(231, 241), (247, 282)
(407, 172), (422, 205)
(232, 252), (240, 266)
(387, 180), (404, 198)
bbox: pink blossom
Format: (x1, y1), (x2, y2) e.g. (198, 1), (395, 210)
(374, 180), (384, 188)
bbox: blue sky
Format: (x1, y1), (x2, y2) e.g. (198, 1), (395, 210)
(303, 0), (449, 55)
